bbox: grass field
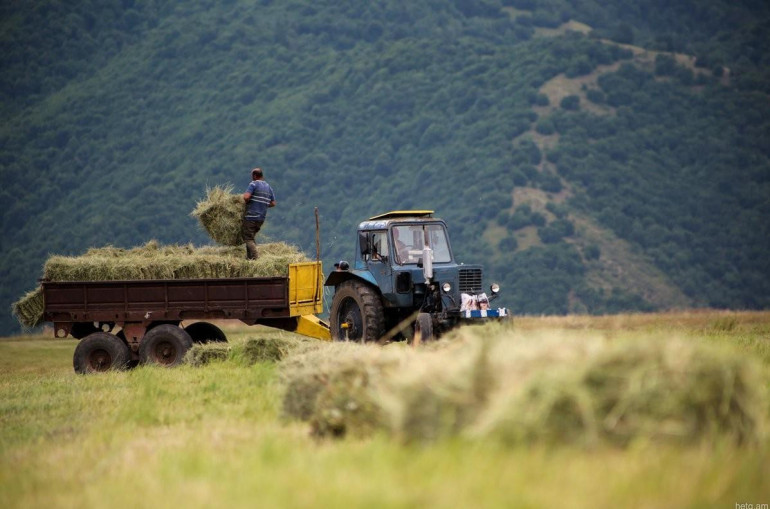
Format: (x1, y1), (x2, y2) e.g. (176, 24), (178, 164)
(1, 311), (769, 508)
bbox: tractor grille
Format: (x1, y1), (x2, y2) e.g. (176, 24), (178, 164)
(458, 268), (482, 294)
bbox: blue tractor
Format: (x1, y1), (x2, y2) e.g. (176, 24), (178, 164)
(324, 210), (508, 342)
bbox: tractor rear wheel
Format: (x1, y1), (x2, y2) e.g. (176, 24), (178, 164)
(73, 332), (131, 374)
(139, 324), (193, 367)
(330, 280), (385, 342)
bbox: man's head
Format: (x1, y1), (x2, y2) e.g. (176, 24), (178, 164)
(251, 168), (263, 180)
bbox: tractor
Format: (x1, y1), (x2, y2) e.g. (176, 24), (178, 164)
(324, 210), (507, 342)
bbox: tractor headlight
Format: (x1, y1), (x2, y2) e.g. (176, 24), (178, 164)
(442, 282), (452, 293)
(490, 283), (500, 294)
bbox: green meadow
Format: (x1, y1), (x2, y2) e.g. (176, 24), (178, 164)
(1, 311), (769, 508)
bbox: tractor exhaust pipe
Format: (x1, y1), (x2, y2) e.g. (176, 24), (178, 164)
(422, 228), (433, 283)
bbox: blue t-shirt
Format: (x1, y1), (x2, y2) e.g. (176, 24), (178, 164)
(244, 180), (275, 221)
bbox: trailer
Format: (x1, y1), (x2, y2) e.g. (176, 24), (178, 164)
(42, 261), (330, 373)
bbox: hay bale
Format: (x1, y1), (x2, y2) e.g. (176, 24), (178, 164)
(185, 343), (231, 366)
(191, 185), (246, 246)
(11, 287), (45, 329)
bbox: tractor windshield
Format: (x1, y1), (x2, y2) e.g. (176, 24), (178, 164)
(392, 224), (452, 265)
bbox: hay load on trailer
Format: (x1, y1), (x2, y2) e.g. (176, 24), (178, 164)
(11, 187), (331, 373)
(39, 256), (328, 373)
(12, 241), (309, 329)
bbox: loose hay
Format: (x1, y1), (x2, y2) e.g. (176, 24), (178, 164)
(388, 340), (496, 443)
(184, 343), (231, 366)
(280, 344), (411, 436)
(191, 185), (246, 246)
(279, 327), (766, 446)
(241, 336), (320, 363)
(43, 240), (307, 281)
(12, 240), (310, 328)
(474, 338), (764, 446)
(185, 336), (321, 368)
(11, 287), (45, 329)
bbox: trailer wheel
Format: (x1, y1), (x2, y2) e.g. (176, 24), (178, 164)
(330, 280), (384, 342)
(414, 313), (434, 343)
(73, 332), (131, 374)
(139, 324), (193, 367)
(184, 322), (227, 343)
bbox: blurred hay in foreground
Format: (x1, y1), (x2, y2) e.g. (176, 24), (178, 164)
(280, 325), (765, 447)
(191, 185), (246, 246)
(12, 240), (309, 329)
(473, 336), (762, 447)
(281, 343), (411, 437)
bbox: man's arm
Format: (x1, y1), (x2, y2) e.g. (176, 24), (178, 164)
(269, 199), (276, 208)
(243, 181), (256, 202)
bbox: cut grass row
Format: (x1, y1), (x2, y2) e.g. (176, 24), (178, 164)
(1, 313), (769, 508)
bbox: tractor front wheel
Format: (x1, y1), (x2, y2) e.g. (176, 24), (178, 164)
(329, 280), (385, 342)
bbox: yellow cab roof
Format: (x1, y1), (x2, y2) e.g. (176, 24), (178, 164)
(367, 210), (434, 220)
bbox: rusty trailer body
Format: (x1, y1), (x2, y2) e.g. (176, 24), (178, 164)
(43, 262), (329, 373)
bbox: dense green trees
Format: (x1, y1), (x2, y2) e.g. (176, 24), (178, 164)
(1, 0), (769, 334)
(550, 61), (770, 308)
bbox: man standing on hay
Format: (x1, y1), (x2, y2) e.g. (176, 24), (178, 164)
(241, 167), (276, 260)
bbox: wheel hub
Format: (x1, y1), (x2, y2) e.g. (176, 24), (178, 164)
(338, 299), (363, 341)
(88, 348), (112, 371)
(154, 341), (177, 365)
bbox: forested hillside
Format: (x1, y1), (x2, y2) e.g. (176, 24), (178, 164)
(2, 0), (769, 334)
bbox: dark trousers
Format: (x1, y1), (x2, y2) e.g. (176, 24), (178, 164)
(241, 219), (264, 260)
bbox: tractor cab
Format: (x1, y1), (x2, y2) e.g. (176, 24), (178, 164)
(325, 211), (506, 342)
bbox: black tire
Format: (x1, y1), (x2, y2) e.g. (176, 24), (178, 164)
(73, 332), (131, 374)
(139, 324), (193, 367)
(329, 280), (385, 342)
(414, 313), (434, 342)
(184, 322), (227, 343)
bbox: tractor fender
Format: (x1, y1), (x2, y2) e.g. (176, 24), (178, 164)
(324, 269), (378, 289)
